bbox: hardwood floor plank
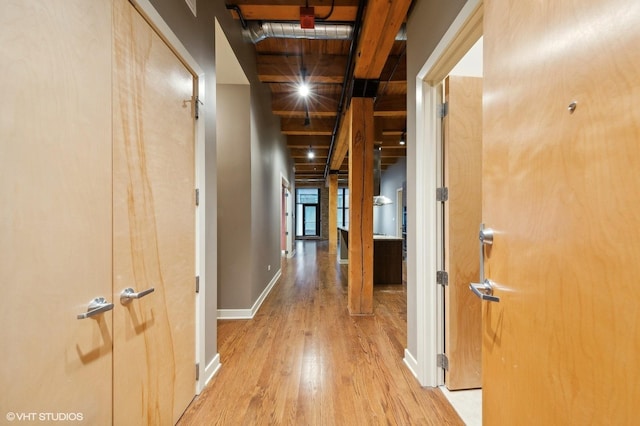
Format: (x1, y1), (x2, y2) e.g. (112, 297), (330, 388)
(178, 241), (463, 425)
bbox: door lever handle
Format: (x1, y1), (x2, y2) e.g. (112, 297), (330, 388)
(77, 297), (114, 319)
(479, 227), (494, 245)
(120, 287), (155, 304)
(470, 279), (500, 303)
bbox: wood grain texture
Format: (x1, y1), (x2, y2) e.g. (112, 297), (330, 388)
(348, 98), (374, 314)
(178, 241), (464, 425)
(483, 0), (640, 423)
(0, 1), (113, 423)
(443, 76), (483, 390)
(113, 0), (195, 423)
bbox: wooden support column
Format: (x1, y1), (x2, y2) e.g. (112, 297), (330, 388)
(348, 97), (375, 315)
(328, 173), (338, 254)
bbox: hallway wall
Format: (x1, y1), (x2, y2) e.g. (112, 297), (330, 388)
(148, 0), (294, 365)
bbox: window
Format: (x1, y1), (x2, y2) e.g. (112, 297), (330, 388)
(337, 188), (349, 228)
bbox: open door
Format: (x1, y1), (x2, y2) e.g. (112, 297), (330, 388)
(442, 76), (483, 390)
(482, 0), (640, 423)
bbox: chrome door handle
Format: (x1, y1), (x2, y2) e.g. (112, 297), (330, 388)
(120, 287), (155, 304)
(470, 279), (500, 303)
(77, 297), (114, 319)
(478, 224), (495, 283)
(479, 226), (494, 245)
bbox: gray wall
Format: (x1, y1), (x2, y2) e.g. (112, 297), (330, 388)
(406, 0), (467, 359)
(217, 84), (252, 308)
(374, 158), (406, 236)
(149, 0), (294, 367)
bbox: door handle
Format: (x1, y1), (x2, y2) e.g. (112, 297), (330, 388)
(479, 226), (494, 245)
(470, 279), (500, 303)
(478, 224), (495, 283)
(77, 297), (114, 319)
(120, 287), (155, 304)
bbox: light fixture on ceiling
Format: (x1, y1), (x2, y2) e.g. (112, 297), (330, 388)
(298, 82), (310, 98)
(298, 66), (310, 98)
(399, 131), (406, 145)
(307, 145), (314, 159)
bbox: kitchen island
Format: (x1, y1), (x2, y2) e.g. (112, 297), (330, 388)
(338, 227), (403, 285)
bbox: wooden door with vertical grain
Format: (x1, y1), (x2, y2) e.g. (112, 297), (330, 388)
(483, 0), (640, 423)
(113, 0), (196, 423)
(0, 1), (113, 423)
(443, 76), (483, 390)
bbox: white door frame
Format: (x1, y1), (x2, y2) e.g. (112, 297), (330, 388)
(411, 0), (483, 387)
(129, 0), (210, 394)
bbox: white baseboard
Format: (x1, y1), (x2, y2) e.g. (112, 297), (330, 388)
(217, 269), (282, 320)
(198, 353), (221, 394)
(403, 348), (419, 380)
(287, 249), (296, 259)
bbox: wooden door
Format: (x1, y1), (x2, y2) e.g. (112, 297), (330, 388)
(483, 0), (640, 423)
(443, 76), (483, 390)
(113, 0), (196, 423)
(0, 1), (113, 423)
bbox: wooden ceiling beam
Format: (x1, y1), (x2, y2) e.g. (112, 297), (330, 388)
(330, 106), (351, 170)
(229, 2), (358, 22)
(257, 55), (347, 84)
(282, 117), (334, 135)
(353, 0), (412, 79)
(287, 135), (332, 147)
(374, 95), (406, 117)
(272, 94), (338, 118)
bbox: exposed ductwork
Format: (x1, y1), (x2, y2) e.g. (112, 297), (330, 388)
(243, 21), (407, 44)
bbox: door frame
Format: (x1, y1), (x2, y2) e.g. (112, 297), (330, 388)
(129, 0), (212, 393)
(302, 203), (320, 236)
(408, 0), (483, 387)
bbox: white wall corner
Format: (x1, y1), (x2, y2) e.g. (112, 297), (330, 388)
(217, 269), (282, 320)
(198, 353), (221, 394)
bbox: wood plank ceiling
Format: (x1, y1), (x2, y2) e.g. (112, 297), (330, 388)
(227, 0), (408, 184)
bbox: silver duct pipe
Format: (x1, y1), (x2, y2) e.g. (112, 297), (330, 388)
(243, 21), (407, 43)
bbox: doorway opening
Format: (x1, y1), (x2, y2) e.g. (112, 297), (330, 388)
(295, 188), (321, 238)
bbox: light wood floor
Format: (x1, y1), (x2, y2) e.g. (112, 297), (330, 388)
(178, 241), (463, 425)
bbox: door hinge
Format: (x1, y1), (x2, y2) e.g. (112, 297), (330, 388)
(194, 96), (203, 120)
(439, 102), (449, 118)
(195, 275), (200, 293)
(196, 363), (200, 381)
(436, 187), (449, 202)
(195, 188), (200, 206)
(436, 270), (448, 286)
(437, 353), (449, 371)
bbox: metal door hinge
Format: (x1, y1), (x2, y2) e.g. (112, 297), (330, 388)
(195, 276), (200, 293)
(436, 271), (448, 286)
(436, 187), (448, 202)
(437, 354), (449, 370)
(194, 96), (203, 120)
(195, 363), (200, 381)
(195, 188), (200, 206)
(439, 102), (449, 118)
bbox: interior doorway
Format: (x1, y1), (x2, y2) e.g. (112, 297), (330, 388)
(410, 0), (483, 424)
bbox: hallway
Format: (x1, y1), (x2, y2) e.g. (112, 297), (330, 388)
(179, 241), (462, 425)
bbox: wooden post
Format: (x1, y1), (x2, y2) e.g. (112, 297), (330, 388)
(328, 173), (338, 254)
(348, 98), (374, 315)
